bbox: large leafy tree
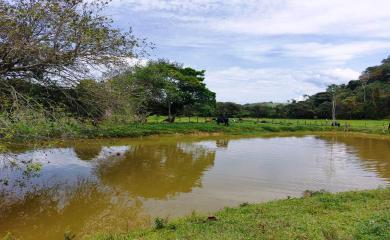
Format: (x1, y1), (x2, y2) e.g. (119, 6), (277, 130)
(0, 0), (144, 84)
(110, 60), (216, 122)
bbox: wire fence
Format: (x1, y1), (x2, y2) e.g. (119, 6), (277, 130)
(147, 116), (390, 133)
(239, 118), (389, 133)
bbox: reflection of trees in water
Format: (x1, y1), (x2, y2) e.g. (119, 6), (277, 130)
(73, 145), (103, 161)
(318, 135), (390, 180)
(96, 142), (216, 199)
(0, 180), (148, 240)
(216, 139), (229, 148)
(0, 138), (216, 239)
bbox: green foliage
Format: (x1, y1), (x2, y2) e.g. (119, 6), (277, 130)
(355, 212), (390, 240)
(23, 162), (42, 178)
(110, 60), (216, 121)
(72, 80), (112, 119)
(0, 0), (147, 124)
(154, 217), (167, 230)
(0, 0), (142, 83)
(216, 102), (241, 117)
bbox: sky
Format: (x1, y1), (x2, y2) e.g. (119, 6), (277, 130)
(105, 0), (390, 103)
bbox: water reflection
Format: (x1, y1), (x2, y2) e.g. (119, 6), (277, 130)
(0, 180), (148, 240)
(96, 143), (215, 199)
(0, 138), (216, 239)
(0, 134), (389, 240)
(74, 145), (103, 161)
(318, 135), (390, 180)
(216, 139), (229, 148)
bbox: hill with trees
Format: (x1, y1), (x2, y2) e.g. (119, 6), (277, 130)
(217, 57), (390, 120)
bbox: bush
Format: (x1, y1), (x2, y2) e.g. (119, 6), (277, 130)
(154, 217), (166, 230)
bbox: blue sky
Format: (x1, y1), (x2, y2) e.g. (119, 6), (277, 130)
(106, 0), (390, 103)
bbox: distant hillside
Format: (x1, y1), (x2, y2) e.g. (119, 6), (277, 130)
(216, 57), (390, 119)
(294, 56), (390, 119)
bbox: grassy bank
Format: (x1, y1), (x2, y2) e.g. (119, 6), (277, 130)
(2, 118), (389, 142)
(91, 188), (390, 240)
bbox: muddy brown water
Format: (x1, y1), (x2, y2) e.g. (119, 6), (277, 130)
(0, 133), (389, 239)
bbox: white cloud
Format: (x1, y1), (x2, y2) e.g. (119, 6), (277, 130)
(106, 0), (389, 102)
(205, 67), (360, 103)
(110, 0), (390, 64)
(281, 41), (390, 64)
(208, 1), (390, 37)
(112, 0), (390, 37)
(110, 0), (278, 15)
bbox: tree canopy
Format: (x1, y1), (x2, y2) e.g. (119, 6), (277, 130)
(109, 60), (216, 122)
(0, 0), (144, 84)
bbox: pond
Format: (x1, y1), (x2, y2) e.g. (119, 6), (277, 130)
(0, 133), (389, 239)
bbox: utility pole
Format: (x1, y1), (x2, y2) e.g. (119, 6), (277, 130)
(359, 71), (369, 120)
(332, 96), (336, 125)
(360, 71), (369, 104)
(363, 83), (366, 103)
(331, 86), (337, 126)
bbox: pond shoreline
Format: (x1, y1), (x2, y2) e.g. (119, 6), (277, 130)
(1, 121), (389, 143)
(2, 130), (390, 150)
(90, 188), (390, 240)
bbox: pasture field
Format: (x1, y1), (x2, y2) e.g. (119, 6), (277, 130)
(147, 116), (389, 133)
(148, 115), (388, 128)
(1, 116), (389, 141)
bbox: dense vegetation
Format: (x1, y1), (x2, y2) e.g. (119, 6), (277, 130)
(0, 60), (215, 122)
(91, 188), (390, 240)
(0, 0), (216, 136)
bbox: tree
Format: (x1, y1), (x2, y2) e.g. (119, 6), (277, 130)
(247, 104), (269, 121)
(110, 60), (216, 122)
(0, 0), (144, 84)
(72, 79), (110, 120)
(150, 61), (215, 122)
(216, 102), (241, 117)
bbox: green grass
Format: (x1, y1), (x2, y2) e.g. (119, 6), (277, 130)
(1, 116), (389, 142)
(147, 116), (389, 133)
(90, 188), (390, 240)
